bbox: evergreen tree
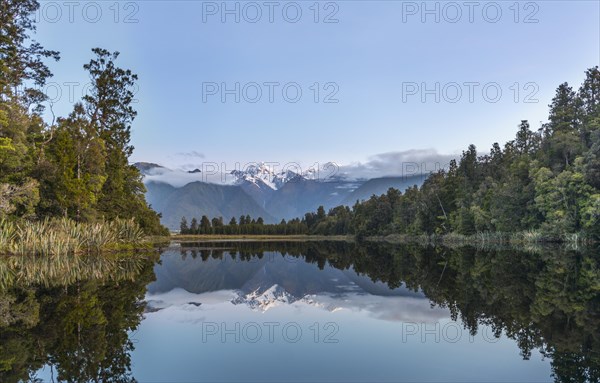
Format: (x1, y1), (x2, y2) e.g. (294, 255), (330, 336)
(190, 217), (198, 234)
(200, 215), (211, 234)
(180, 217), (189, 234)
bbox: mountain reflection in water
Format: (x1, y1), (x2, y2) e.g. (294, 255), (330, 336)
(0, 241), (598, 382)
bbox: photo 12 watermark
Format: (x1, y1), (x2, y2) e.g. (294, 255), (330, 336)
(201, 321), (340, 343)
(17, 81), (139, 105)
(201, 82), (340, 104)
(36, 1), (140, 24)
(201, 1), (340, 24)
(400, 1), (540, 24)
(401, 321), (500, 344)
(401, 81), (540, 104)
(154, 161), (452, 185)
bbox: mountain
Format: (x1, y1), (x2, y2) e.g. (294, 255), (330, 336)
(134, 162), (164, 175)
(265, 179), (361, 219)
(230, 163), (355, 216)
(231, 284), (296, 311)
(230, 162), (302, 190)
(136, 162), (427, 228)
(144, 181), (177, 213)
(146, 181), (276, 229)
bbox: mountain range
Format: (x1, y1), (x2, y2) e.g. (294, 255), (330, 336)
(136, 162), (427, 230)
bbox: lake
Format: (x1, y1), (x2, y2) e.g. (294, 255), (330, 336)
(1, 241), (599, 382)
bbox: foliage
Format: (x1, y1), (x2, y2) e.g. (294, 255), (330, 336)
(179, 214), (309, 235)
(0, 217), (147, 256)
(0, 0), (167, 237)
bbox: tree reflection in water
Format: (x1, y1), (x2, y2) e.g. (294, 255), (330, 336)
(0, 253), (157, 382)
(1, 241), (599, 382)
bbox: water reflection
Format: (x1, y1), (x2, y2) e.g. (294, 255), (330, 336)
(155, 241), (600, 383)
(0, 253), (157, 382)
(0, 242), (598, 382)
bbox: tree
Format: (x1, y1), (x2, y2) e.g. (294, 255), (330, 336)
(583, 131), (600, 188)
(0, 0), (60, 104)
(578, 67), (600, 118)
(543, 83), (582, 171)
(190, 218), (198, 234)
(200, 215), (211, 234)
(180, 217), (189, 234)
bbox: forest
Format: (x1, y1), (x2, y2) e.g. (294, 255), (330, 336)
(0, 0), (168, 238)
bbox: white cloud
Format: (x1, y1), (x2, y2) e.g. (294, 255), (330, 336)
(337, 149), (457, 180)
(140, 149), (457, 187)
(142, 166), (235, 187)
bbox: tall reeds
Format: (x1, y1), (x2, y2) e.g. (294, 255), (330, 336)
(0, 217), (147, 256)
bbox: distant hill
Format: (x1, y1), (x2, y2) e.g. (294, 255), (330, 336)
(145, 181), (177, 213)
(146, 181), (276, 230)
(266, 179), (362, 219)
(134, 162), (164, 174)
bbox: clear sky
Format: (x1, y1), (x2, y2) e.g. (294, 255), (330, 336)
(34, 0), (600, 175)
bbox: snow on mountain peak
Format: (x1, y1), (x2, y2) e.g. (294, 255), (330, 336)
(230, 162), (305, 190)
(231, 284), (297, 312)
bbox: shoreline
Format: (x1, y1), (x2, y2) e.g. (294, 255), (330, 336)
(168, 234), (354, 242)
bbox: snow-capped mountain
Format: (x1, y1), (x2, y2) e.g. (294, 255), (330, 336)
(231, 284), (298, 311)
(230, 162), (314, 190)
(135, 161), (427, 229)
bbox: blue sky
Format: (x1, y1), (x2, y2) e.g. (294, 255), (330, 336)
(34, 0), (599, 176)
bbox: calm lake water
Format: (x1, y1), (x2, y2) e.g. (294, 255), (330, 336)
(1, 241), (599, 382)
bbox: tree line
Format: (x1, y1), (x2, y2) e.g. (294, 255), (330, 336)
(179, 214), (310, 235)
(0, 0), (168, 235)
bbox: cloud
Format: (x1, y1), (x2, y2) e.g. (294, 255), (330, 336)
(145, 288), (449, 324)
(174, 151), (206, 159)
(142, 165), (234, 188)
(308, 292), (450, 323)
(140, 149), (458, 187)
(337, 149), (457, 180)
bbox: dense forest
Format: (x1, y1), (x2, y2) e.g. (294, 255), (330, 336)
(180, 67), (600, 241)
(0, 0), (167, 235)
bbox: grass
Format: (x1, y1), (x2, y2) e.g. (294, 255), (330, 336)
(0, 217), (150, 256)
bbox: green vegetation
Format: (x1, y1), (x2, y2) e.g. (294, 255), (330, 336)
(0, 0), (168, 248)
(179, 214), (309, 235)
(0, 217), (150, 256)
